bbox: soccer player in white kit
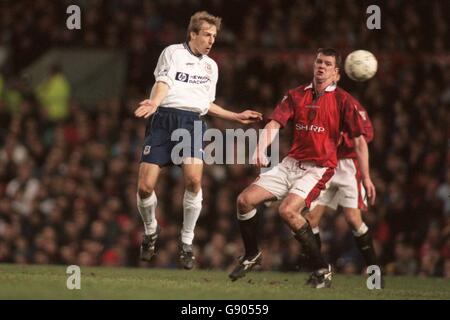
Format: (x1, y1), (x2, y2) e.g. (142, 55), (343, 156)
(134, 11), (262, 269)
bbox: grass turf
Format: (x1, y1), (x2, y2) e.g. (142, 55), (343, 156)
(0, 264), (449, 300)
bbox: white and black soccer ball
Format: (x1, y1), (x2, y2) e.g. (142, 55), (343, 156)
(344, 50), (378, 82)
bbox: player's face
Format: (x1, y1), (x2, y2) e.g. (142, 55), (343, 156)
(190, 22), (217, 55)
(314, 53), (339, 83)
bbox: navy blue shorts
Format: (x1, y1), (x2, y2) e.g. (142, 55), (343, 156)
(140, 107), (206, 167)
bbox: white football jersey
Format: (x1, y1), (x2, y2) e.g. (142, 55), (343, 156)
(154, 43), (218, 115)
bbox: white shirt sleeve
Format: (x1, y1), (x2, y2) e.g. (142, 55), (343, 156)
(154, 47), (176, 88)
(209, 62), (218, 102)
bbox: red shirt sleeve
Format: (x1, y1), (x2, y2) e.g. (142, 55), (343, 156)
(340, 94), (365, 139)
(355, 104), (374, 143)
(268, 92), (294, 128)
(363, 111), (374, 143)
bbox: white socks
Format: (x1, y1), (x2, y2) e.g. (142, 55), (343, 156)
(353, 222), (369, 237)
(181, 190), (203, 245)
(137, 192), (158, 235)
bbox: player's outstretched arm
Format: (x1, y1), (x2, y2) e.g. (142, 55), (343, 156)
(208, 102), (262, 124)
(134, 81), (169, 118)
(252, 120), (281, 168)
(354, 135), (376, 205)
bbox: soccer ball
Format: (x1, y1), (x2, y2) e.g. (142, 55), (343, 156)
(344, 50), (378, 82)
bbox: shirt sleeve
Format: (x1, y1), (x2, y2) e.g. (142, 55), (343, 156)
(363, 112), (374, 143)
(340, 95), (365, 139)
(355, 104), (374, 143)
(154, 47), (176, 88)
(209, 62), (218, 102)
(268, 92), (294, 128)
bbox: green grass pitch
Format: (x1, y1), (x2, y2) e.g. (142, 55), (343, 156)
(0, 264), (449, 299)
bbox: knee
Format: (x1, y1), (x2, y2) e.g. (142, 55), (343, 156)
(137, 180), (154, 199)
(185, 176), (202, 193)
(278, 202), (296, 221)
(237, 192), (253, 213)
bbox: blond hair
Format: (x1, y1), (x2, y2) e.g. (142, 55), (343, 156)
(187, 11), (222, 41)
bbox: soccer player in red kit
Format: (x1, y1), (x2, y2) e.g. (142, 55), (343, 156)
(306, 102), (379, 271)
(229, 48), (368, 288)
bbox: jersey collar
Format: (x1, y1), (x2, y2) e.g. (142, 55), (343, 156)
(304, 82), (337, 92)
(184, 42), (204, 60)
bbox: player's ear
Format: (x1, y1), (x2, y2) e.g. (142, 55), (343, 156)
(190, 31), (198, 40)
(334, 71), (341, 83)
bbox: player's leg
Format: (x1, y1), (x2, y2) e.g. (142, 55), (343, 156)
(137, 109), (173, 261)
(284, 163), (335, 288)
(338, 159), (379, 268)
(279, 194), (328, 266)
(236, 184), (275, 257)
(137, 162), (161, 261)
(279, 193), (331, 288)
(305, 204), (327, 250)
(229, 184), (276, 281)
(343, 207), (378, 267)
(179, 157), (203, 269)
(305, 182), (339, 252)
(234, 161), (289, 265)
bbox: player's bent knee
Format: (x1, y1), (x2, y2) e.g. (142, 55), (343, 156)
(237, 192), (253, 213)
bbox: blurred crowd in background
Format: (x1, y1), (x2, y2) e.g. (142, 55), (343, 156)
(0, 0), (449, 278)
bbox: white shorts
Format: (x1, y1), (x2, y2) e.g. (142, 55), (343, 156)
(253, 157), (335, 208)
(312, 158), (367, 211)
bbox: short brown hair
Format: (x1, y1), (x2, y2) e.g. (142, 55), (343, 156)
(187, 11), (222, 41)
(317, 48), (342, 68)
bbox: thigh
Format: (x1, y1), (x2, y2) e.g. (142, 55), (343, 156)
(138, 162), (161, 190)
(240, 183), (278, 206)
(141, 112), (173, 166)
(290, 165), (335, 208)
(253, 163), (290, 200)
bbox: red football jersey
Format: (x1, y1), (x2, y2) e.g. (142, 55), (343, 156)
(269, 83), (364, 168)
(338, 104), (374, 159)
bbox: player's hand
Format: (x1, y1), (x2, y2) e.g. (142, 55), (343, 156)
(236, 110), (263, 124)
(252, 149), (269, 168)
(134, 99), (158, 118)
(363, 177), (376, 206)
